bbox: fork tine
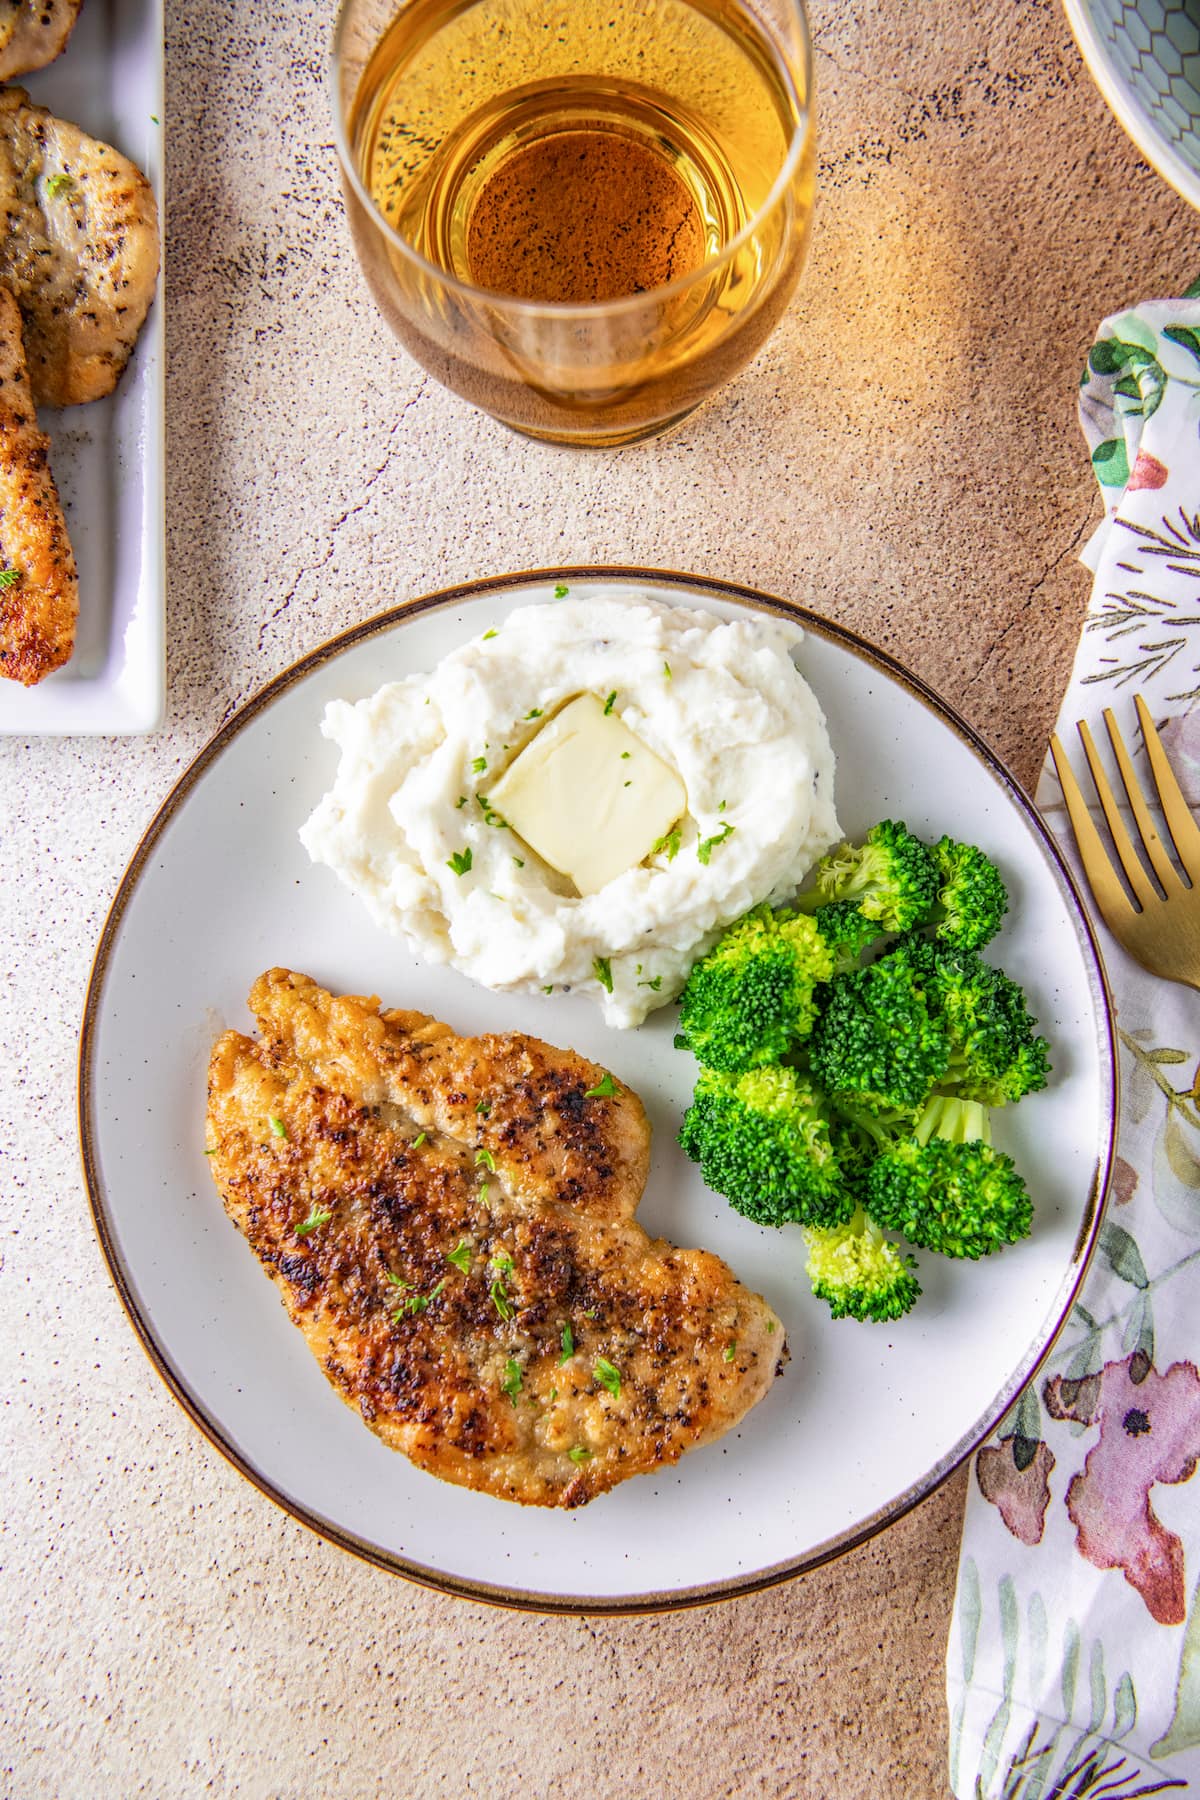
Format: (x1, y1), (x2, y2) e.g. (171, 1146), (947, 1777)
(1076, 719), (1158, 907)
(1135, 693), (1200, 884)
(1049, 732), (1138, 927)
(1102, 706), (1182, 894)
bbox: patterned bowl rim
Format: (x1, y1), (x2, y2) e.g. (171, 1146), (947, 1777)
(1063, 0), (1200, 210)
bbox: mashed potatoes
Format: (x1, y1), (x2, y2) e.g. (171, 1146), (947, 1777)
(300, 592), (840, 1027)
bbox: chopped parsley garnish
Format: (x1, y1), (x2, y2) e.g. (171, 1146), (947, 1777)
(548, 1387), (557, 1404)
(718, 799), (727, 812)
(482, 628), (498, 640)
(583, 1072), (618, 1099)
(478, 1181), (491, 1208)
(477, 795), (508, 827)
(471, 755), (488, 774)
(412, 1131), (427, 1148)
(543, 985), (554, 995)
(766, 1319), (777, 1333)
(620, 751), (630, 759)
(637, 974), (663, 991)
(203, 1147), (217, 1155)
(525, 707), (543, 720)
(592, 956), (613, 993)
(559, 1322), (574, 1363)
(45, 172), (74, 198)
(296, 1207), (331, 1237)
(554, 582), (569, 598)
(490, 1255), (514, 1319)
(594, 1357), (622, 1397)
(512, 856), (525, 868)
(388, 1273), (446, 1318)
(475, 1147), (496, 1172)
(623, 781), (632, 788)
(651, 827), (681, 861)
(723, 1343), (737, 1363)
(455, 795), (468, 809)
(696, 823), (735, 865)
(663, 661), (672, 680)
(603, 691), (617, 715)
(475, 1098), (491, 1115)
(446, 848), (473, 877)
(268, 1115), (287, 1139)
(568, 1446), (591, 1463)
(0, 569), (21, 590)
(501, 1358), (522, 1403)
(446, 1240), (472, 1273)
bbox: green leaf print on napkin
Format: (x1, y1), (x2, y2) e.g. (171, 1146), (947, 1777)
(981, 1585), (1187, 1799)
(1098, 1219), (1149, 1288)
(1089, 339), (1154, 376)
(1164, 326), (1200, 369)
(1153, 1108), (1200, 1238)
(1088, 338), (1167, 421)
(1093, 438), (1130, 486)
(1154, 1571), (1200, 1759)
(1119, 1029), (1200, 1236)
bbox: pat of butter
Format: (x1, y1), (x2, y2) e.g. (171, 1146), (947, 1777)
(489, 694), (687, 896)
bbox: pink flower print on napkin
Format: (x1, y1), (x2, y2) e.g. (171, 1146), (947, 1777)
(1111, 1156), (1139, 1205)
(1127, 451), (1170, 490)
(1045, 1355), (1200, 1625)
(976, 1436), (1056, 1545)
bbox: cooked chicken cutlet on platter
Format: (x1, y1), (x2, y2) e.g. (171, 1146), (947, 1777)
(0, 87), (158, 408)
(0, 0), (81, 79)
(206, 970), (786, 1508)
(0, 285), (77, 683)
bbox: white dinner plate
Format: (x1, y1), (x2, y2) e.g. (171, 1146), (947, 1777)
(80, 569), (1116, 1612)
(0, 0), (164, 735)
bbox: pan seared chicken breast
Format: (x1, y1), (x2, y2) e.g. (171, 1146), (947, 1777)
(0, 0), (81, 79)
(206, 970), (787, 1508)
(0, 285), (77, 682)
(0, 87), (158, 407)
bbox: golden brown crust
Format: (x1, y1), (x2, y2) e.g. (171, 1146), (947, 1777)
(0, 87), (159, 408)
(206, 970), (786, 1508)
(0, 284), (77, 683)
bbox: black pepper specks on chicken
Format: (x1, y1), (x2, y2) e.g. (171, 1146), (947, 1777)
(0, 283), (76, 682)
(0, 0), (81, 80)
(206, 970), (787, 1508)
(0, 86), (158, 407)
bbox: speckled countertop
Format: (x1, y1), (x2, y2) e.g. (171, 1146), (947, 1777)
(2, 2), (1196, 1795)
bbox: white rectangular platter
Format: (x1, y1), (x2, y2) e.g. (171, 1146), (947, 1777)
(0, 0), (164, 735)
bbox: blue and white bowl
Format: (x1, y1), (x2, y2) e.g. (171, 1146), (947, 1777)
(1064, 0), (1200, 209)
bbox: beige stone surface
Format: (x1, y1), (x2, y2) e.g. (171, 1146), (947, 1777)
(2, 1), (1196, 1795)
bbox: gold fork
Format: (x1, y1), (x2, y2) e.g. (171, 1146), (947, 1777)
(1050, 692), (1200, 990)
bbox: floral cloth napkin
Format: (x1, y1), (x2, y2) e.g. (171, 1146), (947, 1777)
(947, 281), (1200, 1800)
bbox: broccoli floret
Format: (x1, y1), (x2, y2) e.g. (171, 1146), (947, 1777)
(928, 836), (1009, 950)
(808, 944), (949, 1114)
(864, 1096), (1032, 1258)
(678, 1063), (853, 1229)
(804, 1204), (921, 1322)
(923, 943), (1050, 1106)
(811, 898), (886, 972)
(674, 905), (833, 1073)
(796, 820), (939, 932)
